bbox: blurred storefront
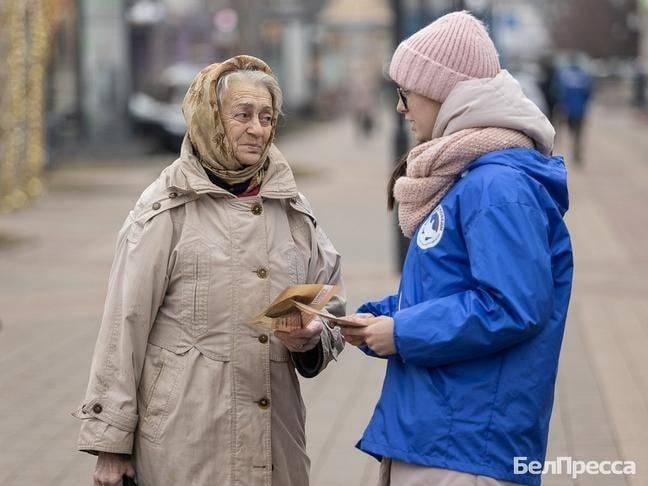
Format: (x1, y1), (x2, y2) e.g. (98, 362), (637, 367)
(126, 0), (328, 113)
(1, 0), (335, 212)
(11, 0), (605, 214)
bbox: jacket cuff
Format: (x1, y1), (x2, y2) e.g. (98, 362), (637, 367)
(76, 418), (134, 455)
(358, 343), (388, 360)
(291, 341), (325, 378)
(357, 302), (378, 315)
(72, 398), (138, 455)
(72, 398), (138, 431)
(291, 320), (344, 378)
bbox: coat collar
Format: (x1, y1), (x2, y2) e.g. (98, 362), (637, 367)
(131, 144), (299, 226)
(164, 137), (299, 200)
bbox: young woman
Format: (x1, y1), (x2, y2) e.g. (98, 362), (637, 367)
(342, 11), (573, 486)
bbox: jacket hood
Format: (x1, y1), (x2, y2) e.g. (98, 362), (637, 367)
(433, 70), (555, 155)
(471, 147), (569, 214)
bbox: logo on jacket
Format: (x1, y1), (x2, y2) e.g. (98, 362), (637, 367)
(417, 205), (445, 250)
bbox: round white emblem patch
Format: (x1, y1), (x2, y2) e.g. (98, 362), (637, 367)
(417, 205), (445, 250)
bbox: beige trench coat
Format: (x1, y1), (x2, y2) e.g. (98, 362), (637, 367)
(73, 140), (345, 486)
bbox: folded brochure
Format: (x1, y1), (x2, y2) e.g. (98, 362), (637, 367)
(249, 284), (361, 331)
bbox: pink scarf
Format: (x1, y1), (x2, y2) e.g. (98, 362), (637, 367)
(394, 127), (534, 237)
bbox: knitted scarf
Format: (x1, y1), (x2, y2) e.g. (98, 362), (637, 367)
(393, 127), (534, 237)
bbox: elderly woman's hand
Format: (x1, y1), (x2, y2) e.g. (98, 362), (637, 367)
(93, 452), (135, 486)
(275, 315), (324, 353)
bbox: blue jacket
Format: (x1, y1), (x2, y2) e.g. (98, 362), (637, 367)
(356, 148), (573, 485)
(556, 64), (592, 119)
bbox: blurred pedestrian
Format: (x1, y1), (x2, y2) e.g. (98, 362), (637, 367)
(555, 53), (593, 165)
(352, 77), (377, 138)
(341, 11), (573, 486)
(633, 61), (646, 109)
(538, 54), (558, 122)
(73, 55), (345, 486)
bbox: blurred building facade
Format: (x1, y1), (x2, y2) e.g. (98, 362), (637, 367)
(546, 0), (640, 59)
(314, 0), (392, 114)
(4, 0), (647, 214)
(489, 0), (551, 65)
(126, 0), (331, 112)
(57, 0), (398, 150)
(641, 0), (648, 72)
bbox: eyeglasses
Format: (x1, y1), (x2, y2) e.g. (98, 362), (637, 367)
(396, 87), (409, 111)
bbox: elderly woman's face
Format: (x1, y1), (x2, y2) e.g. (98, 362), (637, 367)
(220, 78), (274, 166)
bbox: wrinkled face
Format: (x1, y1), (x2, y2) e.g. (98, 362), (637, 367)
(397, 87), (442, 143)
(220, 78), (274, 166)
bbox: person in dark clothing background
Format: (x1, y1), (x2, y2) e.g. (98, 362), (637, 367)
(539, 54), (558, 123)
(555, 53), (593, 165)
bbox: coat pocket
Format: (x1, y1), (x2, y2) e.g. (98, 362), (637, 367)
(180, 241), (211, 337)
(137, 343), (187, 444)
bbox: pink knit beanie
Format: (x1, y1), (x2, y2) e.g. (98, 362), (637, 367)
(389, 11), (501, 103)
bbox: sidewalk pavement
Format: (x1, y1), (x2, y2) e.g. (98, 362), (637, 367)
(0, 100), (647, 485)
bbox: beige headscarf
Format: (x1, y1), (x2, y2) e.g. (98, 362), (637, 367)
(181, 55), (280, 185)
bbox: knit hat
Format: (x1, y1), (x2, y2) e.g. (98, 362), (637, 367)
(389, 11), (501, 103)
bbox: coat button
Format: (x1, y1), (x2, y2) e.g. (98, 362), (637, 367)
(258, 398), (270, 409)
(152, 202), (161, 210)
(256, 267), (268, 279)
(169, 192), (178, 198)
(251, 203), (263, 215)
(92, 403), (103, 414)
(258, 334), (268, 344)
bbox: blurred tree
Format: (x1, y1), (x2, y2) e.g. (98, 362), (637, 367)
(0, 0), (67, 212)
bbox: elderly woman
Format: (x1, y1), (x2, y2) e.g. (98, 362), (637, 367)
(73, 55), (345, 486)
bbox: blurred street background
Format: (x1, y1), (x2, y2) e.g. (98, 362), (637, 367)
(1, 0), (648, 485)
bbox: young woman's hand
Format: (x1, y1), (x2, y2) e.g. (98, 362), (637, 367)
(337, 313), (373, 346)
(275, 315), (324, 352)
(341, 315), (397, 356)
